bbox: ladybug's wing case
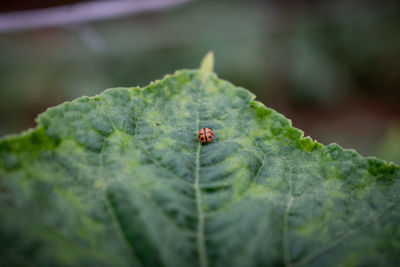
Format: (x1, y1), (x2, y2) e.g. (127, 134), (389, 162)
(198, 129), (206, 143)
(199, 130), (204, 137)
(205, 129), (214, 140)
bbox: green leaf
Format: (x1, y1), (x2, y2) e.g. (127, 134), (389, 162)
(1, 54), (399, 267)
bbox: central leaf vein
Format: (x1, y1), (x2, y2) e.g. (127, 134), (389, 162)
(283, 159), (294, 267)
(194, 88), (208, 267)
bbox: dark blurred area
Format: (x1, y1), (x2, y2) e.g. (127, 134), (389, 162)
(0, 0), (399, 163)
(0, 0), (84, 12)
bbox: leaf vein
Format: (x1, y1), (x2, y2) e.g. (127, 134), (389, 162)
(194, 83), (208, 267)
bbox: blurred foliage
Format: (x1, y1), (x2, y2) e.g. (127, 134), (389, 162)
(0, 0), (399, 159)
(377, 125), (400, 165)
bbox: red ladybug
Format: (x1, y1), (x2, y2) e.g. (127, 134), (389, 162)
(198, 128), (214, 144)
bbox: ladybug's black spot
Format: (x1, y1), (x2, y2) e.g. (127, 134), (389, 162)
(208, 136), (212, 139)
(201, 137), (205, 141)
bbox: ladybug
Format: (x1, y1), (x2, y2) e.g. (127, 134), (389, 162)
(198, 128), (214, 143)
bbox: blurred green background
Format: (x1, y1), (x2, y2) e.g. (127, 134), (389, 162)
(0, 0), (399, 163)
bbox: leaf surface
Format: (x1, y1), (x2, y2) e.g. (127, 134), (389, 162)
(1, 54), (399, 267)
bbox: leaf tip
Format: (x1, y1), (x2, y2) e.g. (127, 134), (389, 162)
(200, 51), (214, 77)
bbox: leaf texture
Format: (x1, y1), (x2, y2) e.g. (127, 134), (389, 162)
(0, 56), (400, 267)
